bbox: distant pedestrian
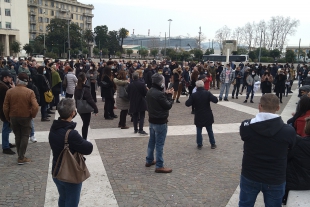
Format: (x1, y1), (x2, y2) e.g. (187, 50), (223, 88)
(219, 63), (235, 101)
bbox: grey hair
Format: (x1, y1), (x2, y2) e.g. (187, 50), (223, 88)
(195, 80), (204, 88)
(57, 98), (76, 119)
(16, 78), (28, 86)
(132, 71), (139, 80)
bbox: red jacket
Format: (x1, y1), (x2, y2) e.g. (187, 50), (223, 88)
(294, 110), (310, 137)
(204, 76), (212, 90)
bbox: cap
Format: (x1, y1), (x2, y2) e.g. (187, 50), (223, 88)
(0, 71), (12, 78)
(198, 74), (206, 80)
(17, 72), (29, 82)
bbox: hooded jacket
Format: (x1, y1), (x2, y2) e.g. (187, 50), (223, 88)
(240, 113), (296, 185)
(48, 119), (93, 176)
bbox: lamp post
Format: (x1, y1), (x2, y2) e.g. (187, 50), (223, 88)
(168, 19), (172, 48)
(43, 12), (46, 55)
(258, 30), (263, 63)
(67, 10), (71, 59)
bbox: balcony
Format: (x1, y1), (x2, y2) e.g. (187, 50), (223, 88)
(30, 19), (36, 24)
(28, 1), (38, 7)
(86, 19), (92, 24)
(83, 13), (94, 17)
(30, 29), (37, 33)
(30, 11), (36, 16)
(59, 8), (68, 13)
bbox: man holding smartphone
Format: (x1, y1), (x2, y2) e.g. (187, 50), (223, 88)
(145, 73), (174, 173)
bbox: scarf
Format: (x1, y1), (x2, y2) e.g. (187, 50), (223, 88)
(51, 71), (62, 88)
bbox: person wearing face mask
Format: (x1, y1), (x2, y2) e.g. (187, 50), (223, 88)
(145, 73), (174, 173)
(261, 69), (273, 95)
(274, 69), (287, 103)
(49, 98), (93, 206)
(243, 68), (260, 103)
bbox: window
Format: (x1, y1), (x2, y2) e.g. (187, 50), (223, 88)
(30, 34), (36, 40)
(80, 15), (83, 21)
(76, 14), (78, 20)
(56, 3), (59, 8)
(72, 6), (75, 12)
(40, 25), (43, 31)
(45, 18), (49, 23)
(5, 9), (11, 16)
(76, 7), (78, 12)
(80, 23), (84, 29)
(38, 0), (42, 5)
(71, 14), (74, 19)
(51, 1), (54, 7)
(38, 17), (43, 23)
(39, 8), (43, 14)
(51, 10), (54, 16)
(6, 22), (11, 29)
(4, 0), (10, 3)
(0, 22), (2, 29)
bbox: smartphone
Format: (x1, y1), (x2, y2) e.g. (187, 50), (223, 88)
(168, 82), (173, 89)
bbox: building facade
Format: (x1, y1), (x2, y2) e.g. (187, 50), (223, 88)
(286, 46), (310, 62)
(27, 0), (94, 41)
(0, 0), (29, 57)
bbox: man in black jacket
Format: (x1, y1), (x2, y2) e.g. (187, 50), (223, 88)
(185, 80), (218, 149)
(239, 94), (296, 207)
(145, 73), (174, 173)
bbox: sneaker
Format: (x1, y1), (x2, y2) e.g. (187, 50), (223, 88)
(176, 100), (180, 103)
(41, 118), (50, 122)
(3, 148), (16, 155)
(250, 100), (254, 103)
(232, 96), (234, 99)
(139, 130), (148, 136)
(30, 136), (37, 143)
(224, 99), (229, 101)
(236, 97), (238, 99)
(155, 167), (172, 173)
(219, 98), (222, 101)
(243, 100), (247, 103)
(211, 144), (217, 149)
(197, 145), (203, 150)
(18, 157), (31, 165)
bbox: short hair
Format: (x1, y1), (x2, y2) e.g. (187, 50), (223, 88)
(304, 117), (310, 136)
(107, 60), (114, 66)
(260, 94), (279, 112)
(57, 98), (76, 119)
(132, 71), (139, 80)
(195, 80), (204, 88)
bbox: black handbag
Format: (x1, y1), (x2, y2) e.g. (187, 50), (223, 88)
(119, 85), (129, 100)
(100, 81), (109, 88)
(76, 88), (94, 114)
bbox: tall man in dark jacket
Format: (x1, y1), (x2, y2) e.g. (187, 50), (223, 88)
(239, 94), (296, 207)
(185, 80), (218, 149)
(145, 73), (174, 173)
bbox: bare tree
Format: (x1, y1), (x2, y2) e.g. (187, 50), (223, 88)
(214, 25), (231, 52)
(242, 22), (255, 51)
(278, 17), (299, 50)
(232, 27), (244, 45)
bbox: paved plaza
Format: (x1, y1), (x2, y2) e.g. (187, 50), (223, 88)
(0, 84), (300, 207)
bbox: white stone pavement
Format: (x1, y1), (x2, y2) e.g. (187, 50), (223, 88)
(0, 88), (299, 207)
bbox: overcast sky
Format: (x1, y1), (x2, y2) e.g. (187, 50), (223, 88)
(79, 0), (310, 47)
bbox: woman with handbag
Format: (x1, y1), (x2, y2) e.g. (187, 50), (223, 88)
(113, 70), (130, 129)
(74, 72), (98, 140)
(101, 67), (116, 120)
(49, 98), (93, 207)
(36, 66), (51, 122)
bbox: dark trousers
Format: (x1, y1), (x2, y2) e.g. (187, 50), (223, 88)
(53, 93), (60, 108)
(65, 93), (73, 98)
(119, 110), (128, 127)
(104, 97), (115, 118)
(41, 103), (47, 119)
(232, 83), (241, 97)
(240, 83), (247, 93)
(133, 111), (145, 132)
(216, 78), (221, 89)
(90, 82), (97, 102)
(79, 113), (91, 140)
(276, 92), (283, 101)
(10, 117), (32, 160)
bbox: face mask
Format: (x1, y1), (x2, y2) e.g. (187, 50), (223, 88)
(72, 110), (77, 119)
(90, 67), (93, 70)
(308, 74), (310, 77)
(111, 66), (115, 69)
(43, 71), (46, 74)
(80, 67), (83, 70)
(161, 83), (165, 88)
(252, 73), (255, 75)
(86, 63), (90, 65)
(255, 66), (258, 68)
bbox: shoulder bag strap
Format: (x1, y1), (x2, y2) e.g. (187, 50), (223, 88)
(80, 87), (85, 100)
(52, 129), (72, 177)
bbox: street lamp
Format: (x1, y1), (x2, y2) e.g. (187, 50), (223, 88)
(168, 19), (172, 48)
(67, 10), (71, 59)
(43, 12), (46, 55)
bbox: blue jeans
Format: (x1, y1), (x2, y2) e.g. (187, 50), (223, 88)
(53, 178), (82, 207)
(239, 175), (285, 207)
(30, 119), (35, 137)
(246, 85), (254, 100)
(2, 121), (12, 149)
(196, 125), (215, 146)
(146, 123), (168, 168)
(219, 83), (231, 99)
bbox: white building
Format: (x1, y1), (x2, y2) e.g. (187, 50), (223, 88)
(0, 0), (29, 57)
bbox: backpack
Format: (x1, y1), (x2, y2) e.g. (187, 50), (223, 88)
(62, 75), (67, 89)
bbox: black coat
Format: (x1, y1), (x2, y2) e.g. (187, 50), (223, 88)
(27, 81), (40, 104)
(127, 79), (147, 113)
(36, 74), (50, 106)
(286, 136), (310, 190)
(100, 75), (114, 99)
(274, 74), (286, 93)
(185, 87), (218, 127)
(74, 84), (98, 114)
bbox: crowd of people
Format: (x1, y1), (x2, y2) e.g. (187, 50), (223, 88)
(1, 55), (310, 206)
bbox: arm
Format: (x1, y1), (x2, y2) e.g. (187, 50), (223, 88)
(185, 94), (193, 107)
(158, 92), (173, 110)
(68, 130), (93, 155)
(209, 92), (218, 104)
(30, 91), (39, 118)
(3, 92), (10, 122)
(73, 75), (78, 84)
(84, 87), (98, 113)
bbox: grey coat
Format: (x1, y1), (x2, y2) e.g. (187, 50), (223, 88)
(66, 72), (78, 95)
(113, 78), (130, 110)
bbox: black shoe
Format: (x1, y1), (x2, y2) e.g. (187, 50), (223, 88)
(113, 115), (118, 118)
(176, 99), (180, 103)
(236, 97), (238, 99)
(211, 144), (217, 149)
(243, 100), (247, 103)
(47, 110), (55, 114)
(232, 96), (234, 99)
(197, 145), (203, 150)
(9, 143), (16, 148)
(134, 130), (138, 133)
(224, 99), (229, 101)
(288, 91), (293, 93)
(41, 118), (50, 122)
(250, 100), (254, 103)
(3, 148), (16, 155)
(105, 117), (114, 120)
(47, 114), (51, 117)
(280, 100), (283, 103)
(139, 130), (148, 136)
(219, 98), (222, 101)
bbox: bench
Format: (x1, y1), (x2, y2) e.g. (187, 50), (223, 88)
(286, 190), (310, 206)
